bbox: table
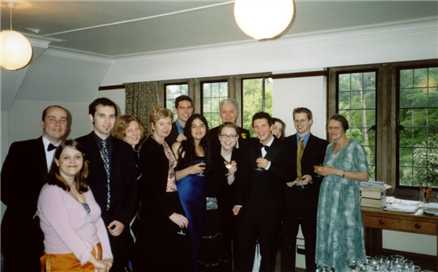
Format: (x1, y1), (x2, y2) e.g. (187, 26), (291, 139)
(362, 207), (438, 271)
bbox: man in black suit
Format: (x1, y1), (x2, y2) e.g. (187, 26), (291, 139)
(77, 97), (137, 272)
(208, 98), (250, 154)
(166, 95), (193, 145)
(280, 107), (328, 272)
(1, 105), (70, 271)
(234, 112), (283, 272)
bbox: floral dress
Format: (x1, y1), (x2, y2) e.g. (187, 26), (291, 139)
(316, 140), (368, 271)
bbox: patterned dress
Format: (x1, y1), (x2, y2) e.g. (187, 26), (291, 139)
(316, 140), (368, 271)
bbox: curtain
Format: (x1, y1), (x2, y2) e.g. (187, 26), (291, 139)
(125, 81), (164, 135)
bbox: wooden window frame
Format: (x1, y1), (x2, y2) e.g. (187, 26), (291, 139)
(328, 59), (438, 198)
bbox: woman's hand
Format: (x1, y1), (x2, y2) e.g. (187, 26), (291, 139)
(89, 256), (106, 272)
(226, 160), (237, 176)
(314, 166), (339, 176)
(102, 258), (113, 271)
(169, 213), (189, 228)
(189, 162), (206, 175)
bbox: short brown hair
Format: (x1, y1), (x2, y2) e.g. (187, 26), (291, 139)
(42, 105), (72, 127)
(112, 115), (145, 141)
(293, 107), (313, 120)
(329, 114), (349, 131)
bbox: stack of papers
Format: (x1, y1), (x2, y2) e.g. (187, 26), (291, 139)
(384, 197), (420, 213)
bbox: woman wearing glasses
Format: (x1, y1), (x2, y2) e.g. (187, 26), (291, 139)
(205, 122), (249, 271)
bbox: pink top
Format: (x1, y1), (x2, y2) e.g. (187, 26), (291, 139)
(37, 184), (113, 264)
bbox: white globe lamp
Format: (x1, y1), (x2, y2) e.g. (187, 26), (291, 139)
(0, 30), (33, 70)
(234, 0), (295, 40)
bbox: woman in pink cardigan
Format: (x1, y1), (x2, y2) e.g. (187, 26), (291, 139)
(38, 140), (113, 271)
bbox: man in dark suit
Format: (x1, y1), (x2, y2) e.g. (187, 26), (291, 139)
(77, 97), (137, 272)
(234, 112), (284, 272)
(280, 107), (328, 272)
(208, 98), (250, 155)
(166, 95), (193, 145)
(1, 105), (71, 271)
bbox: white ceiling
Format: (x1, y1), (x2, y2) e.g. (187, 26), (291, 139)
(1, 1), (438, 58)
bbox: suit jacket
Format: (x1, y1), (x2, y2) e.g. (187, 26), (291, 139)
(1, 137), (46, 256)
(280, 134), (328, 216)
(76, 132), (137, 226)
(208, 146), (249, 210)
(237, 137), (284, 216)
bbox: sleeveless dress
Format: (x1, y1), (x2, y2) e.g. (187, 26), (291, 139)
(177, 155), (207, 272)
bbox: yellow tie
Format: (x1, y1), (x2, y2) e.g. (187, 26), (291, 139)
(296, 137), (305, 178)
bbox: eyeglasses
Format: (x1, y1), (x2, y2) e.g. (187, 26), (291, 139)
(219, 134), (238, 139)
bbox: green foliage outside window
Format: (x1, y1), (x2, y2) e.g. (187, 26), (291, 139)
(242, 78), (272, 134)
(338, 72), (376, 180)
(399, 67), (438, 187)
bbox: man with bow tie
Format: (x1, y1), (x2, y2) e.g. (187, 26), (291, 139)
(234, 112), (284, 272)
(1, 105), (71, 271)
(280, 107), (328, 272)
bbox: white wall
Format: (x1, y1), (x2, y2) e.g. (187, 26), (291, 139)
(272, 76), (327, 138)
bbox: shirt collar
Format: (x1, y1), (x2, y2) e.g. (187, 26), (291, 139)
(297, 132), (310, 145)
(42, 135), (59, 152)
(262, 135), (275, 147)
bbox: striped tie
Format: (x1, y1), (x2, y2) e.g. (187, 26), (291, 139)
(296, 137), (305, 178)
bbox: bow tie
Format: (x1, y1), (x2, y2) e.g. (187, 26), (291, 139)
(261, 144), (270, 152)
(47, 143), (57, 151)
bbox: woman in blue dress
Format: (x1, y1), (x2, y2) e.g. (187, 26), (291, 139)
(314, 114), (369, 271)
(173, 113), (209, 272)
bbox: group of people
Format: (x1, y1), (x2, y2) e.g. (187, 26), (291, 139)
(1, 95), (369, 272)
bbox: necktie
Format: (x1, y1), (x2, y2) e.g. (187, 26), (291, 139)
(99, 140), (112, 211)
(296, 137), (305, 178)
(263, 145), (270, 152)
(47, 143), (57, 151)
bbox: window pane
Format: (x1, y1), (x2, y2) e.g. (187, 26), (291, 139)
(399, 67), (438, 188)
(202, 81), (228, 128)
(337, 71), (376, 180)
(165, 84), (189, 119)
(242, 78), (272, 132)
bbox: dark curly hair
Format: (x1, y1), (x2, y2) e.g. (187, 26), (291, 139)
(178, 113), (209, 163)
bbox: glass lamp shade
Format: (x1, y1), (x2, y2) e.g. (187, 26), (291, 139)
(234, 0), (295, 40)
(0, 30), (33, 70)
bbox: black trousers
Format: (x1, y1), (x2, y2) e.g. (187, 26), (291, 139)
(109, 229), (134, 272)
(280, 216), (317, 272)
(235, 212), (280, 272)
(1, 215), (43, 272)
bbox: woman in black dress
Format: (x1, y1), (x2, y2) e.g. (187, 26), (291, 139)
(207, 122), (249, 272)
(134, 107), (191, 272)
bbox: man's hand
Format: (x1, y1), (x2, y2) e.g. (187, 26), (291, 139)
(297, 174), (313, 186)
(107, 220), (124, 237)
(256, 157), (270, 170)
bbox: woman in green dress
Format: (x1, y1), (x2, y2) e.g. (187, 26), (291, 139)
(314, 114), (369, 271)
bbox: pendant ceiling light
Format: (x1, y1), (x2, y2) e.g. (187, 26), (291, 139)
(0, 2), (33, 70)
(234, 0), (295, 40)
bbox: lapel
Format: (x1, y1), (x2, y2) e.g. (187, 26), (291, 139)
(264, 137), (278, 161)
(301, 134), (315, 162)
(36, 137), (49, 182)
